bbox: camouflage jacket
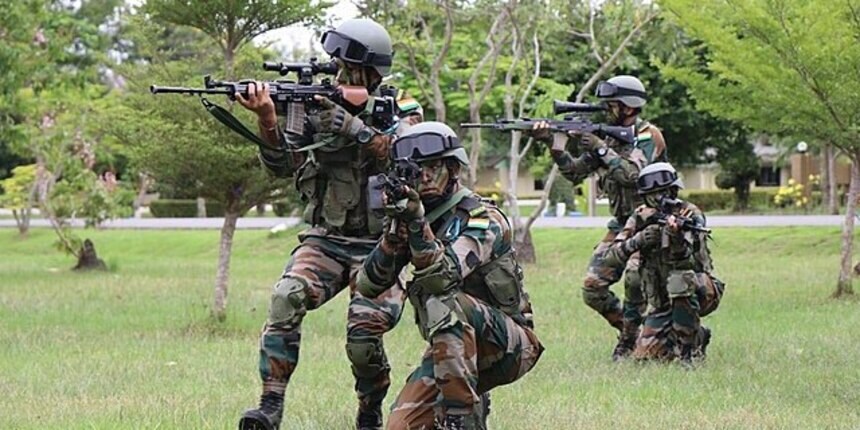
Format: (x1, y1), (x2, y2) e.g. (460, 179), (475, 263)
(357, 190), (535, 336)
(554, 119), (667, 229)
(257, 86), (423, 239)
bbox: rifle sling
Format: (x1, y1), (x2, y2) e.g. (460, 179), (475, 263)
(426, 188), (474, 224)
(201, 98), (330, 153)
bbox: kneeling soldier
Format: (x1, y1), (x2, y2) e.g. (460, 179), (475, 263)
(605, 162), (724, 365)
(357, 122), (544, 429)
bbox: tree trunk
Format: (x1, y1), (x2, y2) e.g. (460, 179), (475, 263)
(73, 238), (107, 271)
(212, 208), (240, 321)
(515, 227), (536, 264)
(827, 145), (838, 215)
(835, 157), (858, 298)
(196, 197), (207, 218)
(734, 180), (751, 212)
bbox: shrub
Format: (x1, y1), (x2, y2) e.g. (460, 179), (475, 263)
(149, 199), (225, 217)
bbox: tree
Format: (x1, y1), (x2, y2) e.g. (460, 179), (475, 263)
(121, 1), (327, 320)
(661, 0), (860, 297)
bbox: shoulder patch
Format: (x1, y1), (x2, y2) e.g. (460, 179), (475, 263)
(396, 89), (421, 113)
(466, 217), (491, 230)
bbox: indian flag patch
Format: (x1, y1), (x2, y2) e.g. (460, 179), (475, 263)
(637, 131), (653, 143)
(397, 97), (420, 112)
(467, 218), (491, 230)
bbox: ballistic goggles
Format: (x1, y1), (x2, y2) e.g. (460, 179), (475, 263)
(321, 30), (393, 69)
(392, 132), (461, 161)
(594, 81), (647, 100)
(637, 170), (678, 194)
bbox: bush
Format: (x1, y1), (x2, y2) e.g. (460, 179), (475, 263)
(149, 199), (225, 218)
(272, 199), (299, 217)
(681, 188), (780, 211)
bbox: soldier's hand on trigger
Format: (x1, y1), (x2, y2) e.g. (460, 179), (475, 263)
(571, 130), (606, 153)
(399, 185), (425, 222)
(309, 95), (364, 137)
(235, 81), (277, 127)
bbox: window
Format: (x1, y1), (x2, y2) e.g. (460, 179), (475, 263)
(534, 179), (545, 191)
(757, 166), (780, 186)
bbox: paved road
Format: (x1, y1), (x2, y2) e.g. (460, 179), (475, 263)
(0, 215), (847, 230)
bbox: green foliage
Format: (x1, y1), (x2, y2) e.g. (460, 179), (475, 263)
(0, 164), (37, 209)
(660, 0), (860, 154)
(149, 199), (227, 218)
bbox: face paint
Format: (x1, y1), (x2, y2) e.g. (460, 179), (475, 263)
(335, 60), (368, 87)
(417, 159), (450, 200)
(644, 191), (666, 208)
(606, 102), (622, 125)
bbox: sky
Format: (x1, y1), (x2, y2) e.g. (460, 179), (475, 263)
(253, 0), (360, 59)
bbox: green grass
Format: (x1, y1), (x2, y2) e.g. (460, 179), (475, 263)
(1, 226), (859, 429)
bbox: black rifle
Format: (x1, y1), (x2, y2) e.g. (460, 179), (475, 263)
(368, 158), (422, 218)
(460, 99), (636, 146)
(151, 74), (399, 147)
(652, 197), (711, 234)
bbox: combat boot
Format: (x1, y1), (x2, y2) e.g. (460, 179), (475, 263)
(611, 323), (639, 361)
(693, 326), (712, 361)
(356, 404), (383, 430)
(238, 392), (283, 430)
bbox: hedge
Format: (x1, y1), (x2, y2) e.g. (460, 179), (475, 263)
(272, 199), (300, 217)
(149, 199), (226, 218)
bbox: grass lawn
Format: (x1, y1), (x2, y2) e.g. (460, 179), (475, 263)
(1, 226), (859, 429)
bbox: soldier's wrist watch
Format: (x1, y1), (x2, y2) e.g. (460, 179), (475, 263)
(356, 126), (376, 144)
(595, 146), (609, 157)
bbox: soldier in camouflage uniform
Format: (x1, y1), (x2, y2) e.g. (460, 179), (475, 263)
(604, 163), (724, 365)
(531, 75), (667, 360)
(356, 122), (544, 429)
(234, 18), (423, 430)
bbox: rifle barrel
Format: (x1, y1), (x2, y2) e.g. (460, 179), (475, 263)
(150, 85), (233, 96)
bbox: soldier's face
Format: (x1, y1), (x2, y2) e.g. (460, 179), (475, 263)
(644, 190), (667, 208)
(335, 60), (381, 89)
(417, 159), (450, 199)
(606, 102), (623, 124)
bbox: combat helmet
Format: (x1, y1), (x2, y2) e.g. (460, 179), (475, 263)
(392, 122), (469, 167)
(637, 162), (684, 195)
(595, 75), (648, 108)
(321, 18), (394, 77)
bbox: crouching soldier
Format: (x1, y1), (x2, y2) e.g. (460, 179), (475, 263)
(356, 122), (544, 429)
(604, 162), (725, 365)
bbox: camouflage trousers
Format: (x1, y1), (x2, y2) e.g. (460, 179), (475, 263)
(258, 233), (406, 414)
(583, 228), (644, 331)
(634, 272), (724, 360)
(387, 293), (543, 430)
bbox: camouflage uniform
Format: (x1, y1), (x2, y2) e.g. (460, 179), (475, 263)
(606, 200), (725, 361)
(553, 119), (666, 333)
(357, 191), (544, 429)
(255, 89), (423, 419)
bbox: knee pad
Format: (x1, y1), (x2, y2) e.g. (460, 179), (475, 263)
(581, 286), (611, 310)
(667, 270), (695, 299)
(268, 276), (308, 326)
(346, 336), (388, 378)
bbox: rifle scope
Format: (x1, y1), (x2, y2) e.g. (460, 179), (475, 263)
(553, 100), (606, 115)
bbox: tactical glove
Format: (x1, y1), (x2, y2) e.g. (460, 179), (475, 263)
(628, 223), (662, 252)
(579, 132), (607, 153)
(309, 97), (365, 138)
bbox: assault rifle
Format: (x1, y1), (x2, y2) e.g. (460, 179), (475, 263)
(652, 197), (711, 234)
(368, 158), (422, 218)
(460, 100), (636, 146)
(150, 59), (399, 147)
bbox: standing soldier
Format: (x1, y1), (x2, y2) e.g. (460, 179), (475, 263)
(234, 18), (423, 430)
(531, 75), (667, 360)
(604, 163), (724, 365)
(356, 122), (544, 429)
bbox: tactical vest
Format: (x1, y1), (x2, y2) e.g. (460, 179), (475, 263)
(406, 193), (534, 340)
(294, 87), (408, 238)
(598, 119), (661, 226)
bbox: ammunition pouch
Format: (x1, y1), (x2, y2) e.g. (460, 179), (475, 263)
(463, 252), (526, 319)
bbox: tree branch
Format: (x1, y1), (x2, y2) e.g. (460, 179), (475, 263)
(588, 2), (605, 64)
(575, 8), (657, 102)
